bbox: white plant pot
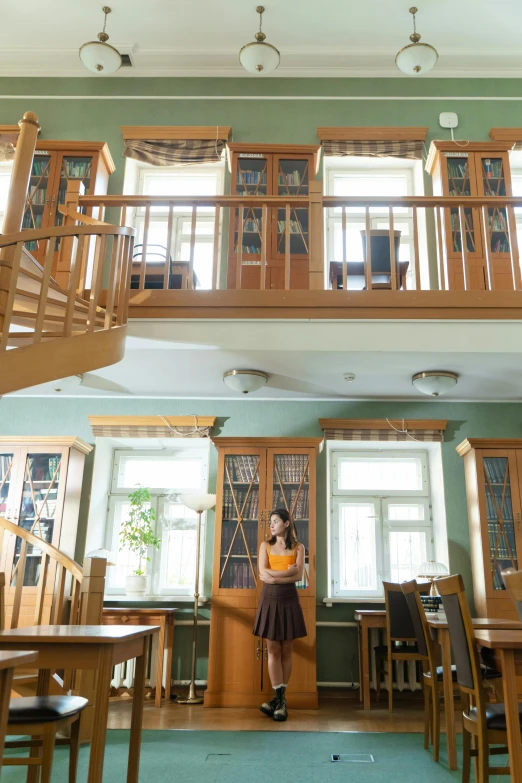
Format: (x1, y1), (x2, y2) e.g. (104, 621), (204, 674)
(125, 575), (147, 596)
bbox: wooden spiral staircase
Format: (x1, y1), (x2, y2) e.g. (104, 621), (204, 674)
(0, 112), (135, 395)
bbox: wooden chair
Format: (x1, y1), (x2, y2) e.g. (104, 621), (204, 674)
(402, 579), (460, 762)
(3, 695), (88, 783)
(375, 581), (430, 712)
(437, 574), (516, 783)
(501, 569), (522, 620)
(360, 230), (405, 289)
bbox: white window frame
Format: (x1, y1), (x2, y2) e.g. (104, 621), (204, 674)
(104, 446), (210, 596)
(0, 160), (13, 232)
(510, 159), (522, 249)
(329, 448), (433, 599)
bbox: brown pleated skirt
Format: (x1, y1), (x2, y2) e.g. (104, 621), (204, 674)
(253, 583), (307, 641)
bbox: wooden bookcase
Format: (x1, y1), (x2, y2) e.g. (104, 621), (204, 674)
(205, 437), (323, 708)
(0, 437), (92, 628)
(21, 140), (115, 272)
(226, 144), (321, 290)
(457, 438), (522, 620)
(426, 141), (517, 290)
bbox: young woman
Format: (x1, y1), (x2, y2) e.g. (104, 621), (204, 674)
(252, 508), (306, 722)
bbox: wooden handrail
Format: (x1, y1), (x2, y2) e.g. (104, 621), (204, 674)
(0, 223), (133, 248)
(0, 516), (82, 580)
(57, 205), (110, 226)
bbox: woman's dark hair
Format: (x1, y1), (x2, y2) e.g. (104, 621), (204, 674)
(268, 508), (299, 550)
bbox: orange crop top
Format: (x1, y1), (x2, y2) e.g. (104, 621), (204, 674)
(267, 543), (298, 571)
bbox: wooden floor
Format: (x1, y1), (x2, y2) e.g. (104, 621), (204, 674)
(107, 692), (463, 734)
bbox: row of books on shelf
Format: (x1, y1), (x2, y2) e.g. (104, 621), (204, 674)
(488, 541), (516, 562)
(237, 171), (266, 185)
(274, 455), (309, 483)
(272, 487), (309, 520)
(450, 213), (473, 230)
(28, 456), (61, 482)
(221, 520), (257, 556)
(28, 187), (47, 205)
(241, 219), (262, 232)
(486, 493), (512, 520)
(236, 244), (261, 255)
(227, 455), (259, 483)
(278, 171), (305, 187)
(491, 239), (509, 253)
(482, 159), (503, 179)
(448, 189), (471, 197)
(222, 487), (259, 520)
(447, 162), (470, 179)
(488, 214), (508, 231)
(22, 213), (42, 229)
(484, 459), (509, 483)
(221, 561), (256, 589)
(31, 160), (49, 176)
(277, 221), (307, 234)
(62, 160), (91, 179)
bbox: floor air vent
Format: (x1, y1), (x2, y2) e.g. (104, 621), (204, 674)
(331, 754), (375, 763)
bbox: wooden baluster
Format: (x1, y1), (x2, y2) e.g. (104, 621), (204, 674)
(57, 180), (83, 289)
(506, 203), (521, 290)
(87, 234), (106, 332)
(458, 205), (470, 290)
(236, 204), (244, 290)
(365, 206), (372, 290)
(341, 205), (347, 291)
(389, 206), (397, 290)
(285, 203), (291, 290)
(34, 552), (49, 625)
(10, 540), (27, 629)
(308, 181), (324, 291)
(121, 235), (134, 325)
(212, 205), (221, 290)
(51, 563), (66, 624)
(481, 205), (495, 291)
(115, 234), (129, 326)
(412, 205), (421, 290)
(62, 234), (85, 337)
(33, 237), (57, 343)
(103, 234), (120, 329)
(70, 577), (81, 625)
(435, 206), (447, 290)
(0, 573), (4, 630)
(139, 205), (150, 291)
(188, 204), (197, 290)
(261, 204), (268, 290)
(164, 205), (174, 290)
(0, 242), (23, 351)
(120, 206), (127, 228)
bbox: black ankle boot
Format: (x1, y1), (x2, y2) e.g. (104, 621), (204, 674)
(272, 686), (287, 722)
(259, 693), (279, 717)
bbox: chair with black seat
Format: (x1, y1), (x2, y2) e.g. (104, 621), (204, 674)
(375, 581), (430, 712)
(360, 230), (405, 289)
(3, 694), (87, 782)
(437, 574), (516, 783)
(130, 244), (172, 289)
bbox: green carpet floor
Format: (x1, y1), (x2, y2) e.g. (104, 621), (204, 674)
(0, 729), (511, 782)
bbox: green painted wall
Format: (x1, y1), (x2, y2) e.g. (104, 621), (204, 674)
(1, 395), (520, 683)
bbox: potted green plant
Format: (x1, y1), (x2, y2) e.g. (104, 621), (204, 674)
(120, 487), (160, 596)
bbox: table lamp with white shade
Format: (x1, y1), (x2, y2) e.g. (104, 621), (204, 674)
(176, 492), (216, 704)
(417, 560), (449, 613)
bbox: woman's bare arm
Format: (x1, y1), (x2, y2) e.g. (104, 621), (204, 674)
(260, 544), (305, 584)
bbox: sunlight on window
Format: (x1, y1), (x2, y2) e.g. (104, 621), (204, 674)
(109, 501), (142, 589)
(118, 456), (203, 490)
(389, 531), (427, 583)
(339, 503), (378, 591)
(339, 458), (423, 492)
(0, 164), (13, 231)
(387, 503), (425, 521)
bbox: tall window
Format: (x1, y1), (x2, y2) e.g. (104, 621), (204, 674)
(510, 159), (522, 250)
(129, 161), (224, 290)
(0, 161), (13, 231)
(105, 447), (209, 595)
(329, 449), (433, 598)
(325, 157), (419, 288)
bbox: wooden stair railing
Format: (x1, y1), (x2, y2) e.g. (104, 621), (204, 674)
(0, 222), (134, 395)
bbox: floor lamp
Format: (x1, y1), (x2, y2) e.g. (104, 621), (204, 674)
(177, 492), (216, 704)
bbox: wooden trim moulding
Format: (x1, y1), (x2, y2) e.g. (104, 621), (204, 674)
(317, 127), (429, 142)
(121, 126), (232, 141)
(426, 140), (515, 175)
(319, 418), (448, 432)
(457, 438), (522, 457)
(489, 128), (522, 143)
(0, 125), (21, 143)
(0, 436), (92, 455)
(32, 141), (115, 174)
(88, 415), (217, 429)
(212, 436), (324, 451)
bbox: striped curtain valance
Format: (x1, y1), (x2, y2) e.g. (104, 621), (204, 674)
(123, 138), (226, 166)
(88, 416), (216, 439)
(319, 419), (447, 443)
(322, 139), (424, 160)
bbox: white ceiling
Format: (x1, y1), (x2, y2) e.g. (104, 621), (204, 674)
(3, 0), (522, 78)
(12, 319), (522, 401)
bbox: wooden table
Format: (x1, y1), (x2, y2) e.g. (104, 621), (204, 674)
(354, 609), (386, 710)
(427, 616), (522, 770)
(475, 630), (522, 782)
(0, 650), (37, 772)
(103, 608), (176, 707)
(0, 625), (159, 783)
(329, 261), (409, 290)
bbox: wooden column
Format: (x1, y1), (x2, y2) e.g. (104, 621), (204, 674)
(55, 179), (83, 288)
(0, 111), (40, 337)
(76, 557), (107, 744)
(308, 181), (324, 290)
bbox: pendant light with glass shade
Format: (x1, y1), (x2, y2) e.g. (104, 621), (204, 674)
(395, 7), (438, 76)
(239, 6), (280, 74)
(79, 6), (122, 74)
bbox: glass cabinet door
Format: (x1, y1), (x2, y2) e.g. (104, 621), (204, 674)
(12, 452), (62, 587)
(0, 453), (15, 519)
(478, 156), (510, 256)
(22, 153), (53, 254)
(54, 154), (94, 229)
(218, 453), (263, 590)
(269, 451), (311, 590)
(444, 155), (479, 256)
(234, 156), (269, 263)
(482, 455), (518, 591)
(274, 158), (310, 258)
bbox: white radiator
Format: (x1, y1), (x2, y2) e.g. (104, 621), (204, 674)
(369, 628), (422, 693)
(111, 633), (167, 691)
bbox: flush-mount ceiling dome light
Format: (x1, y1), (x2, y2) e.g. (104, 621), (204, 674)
(412, 371), (458, 397)
(395, 7), (438, 76)
(239, 6), (280, 74)
(79, 6), (122, 74)
(223, 370), (268, 394)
